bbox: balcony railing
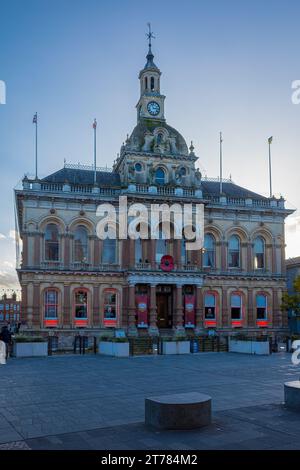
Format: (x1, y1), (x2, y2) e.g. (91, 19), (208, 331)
(21, 178), (285, 209)
(30, 262), (122, 272)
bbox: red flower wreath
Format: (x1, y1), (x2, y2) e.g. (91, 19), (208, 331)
(160, 255), (175, 272)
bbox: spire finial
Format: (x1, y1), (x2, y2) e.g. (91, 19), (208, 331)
(146, 23), (155, 51)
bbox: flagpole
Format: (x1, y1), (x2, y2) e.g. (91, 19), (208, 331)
(220, 131), (223, 194)
(93, 119), (97, 185)
(268, 136), (273, 198)
(34, 113), (38, 179)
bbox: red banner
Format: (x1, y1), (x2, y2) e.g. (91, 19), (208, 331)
(185, 295), (195, 328)
(44, 319), (58, 327)
(136, 295), (148, 328)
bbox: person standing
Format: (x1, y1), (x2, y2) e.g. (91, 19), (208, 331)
(1, 325), (12, 360)
(0, 334), (6, 364)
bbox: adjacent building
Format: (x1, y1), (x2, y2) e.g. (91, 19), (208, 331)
(286, 256), (300, 334)
(15, 41), (294, 346)
(0, 293), (21, 325)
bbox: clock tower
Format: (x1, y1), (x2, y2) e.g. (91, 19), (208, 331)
(136, 25), (165, 122)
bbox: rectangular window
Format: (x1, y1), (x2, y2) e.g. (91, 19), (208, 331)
(75, 291), (88, 318)
(205, 294), (216, 319)
(257, 295), (267, 320)
(231, 294), (242, 320)
(104, 291), (117, 320)
(45, 290), (58, 318)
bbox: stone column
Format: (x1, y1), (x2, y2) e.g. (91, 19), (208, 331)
(92, 285), (100, 327)
(22, 233), (29, 268)
(142, 239), (148, 263)
(174, 239), (182, 269)
(33, 233), (41, 267)
(63, 285), (71, 328)
(121, 239), (130, 268)
(149, 284), (158, 336)
(247, 243), (253, 273)
(93, 238), (100, 267)
(281, 289), (288, 328)
(149, 240), (156, 269)
(21, 284), (28, 324)
(122, 286), (128, 327)
(63, 235), (71, 268)
(128, 284), (137, 336)
(195, 286), (204, 333)
(272, 288), (281, 327)
(129, 239), (135, 269)
(272, 243), (277, 274)
(281, 244), (286, 276)
(27, 282), (33, 328)
(222, 287), (229, 328)
(196, 248), (202, 269)
(221, 241), (227, 271)
(32, 283), (41, 328)
(175, 285), (185, 334)
(247, 288), (254, 327)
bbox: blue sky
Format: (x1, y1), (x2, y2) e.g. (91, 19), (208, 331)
(0, 0), (300, 290)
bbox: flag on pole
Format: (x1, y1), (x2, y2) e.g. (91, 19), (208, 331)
(33, 113), (37, 124)
(268, 136), (273, 144)
(93, 118), (97, 129)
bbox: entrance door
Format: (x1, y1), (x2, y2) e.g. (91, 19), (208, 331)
(157, 293), (170, 328)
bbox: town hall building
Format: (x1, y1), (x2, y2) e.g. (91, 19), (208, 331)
(15, 39), (293, 346)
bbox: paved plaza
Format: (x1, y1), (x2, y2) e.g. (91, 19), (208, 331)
(0, 352), (300, 450)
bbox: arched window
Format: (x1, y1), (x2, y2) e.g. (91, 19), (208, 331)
(228, 235), (240, 268)
(145, 77), (148, 90)
(102, 238), (117, 264)
(203, 234), (215, 268)
(180, 167), (187, 176)
(231, 294), (242, 319)
(74, 290), (88, 319)
(254, 236), (265, 269)
(135, 162), (142, 172)
(204, 293), (216, 319)
(256, 294), (267, 319)
(44, 290), (58, 318)
(150, 76), (155, 91)
(155, 167), (165, 185)
(45, 224), (59, 261)
(74, 226), (88, 263)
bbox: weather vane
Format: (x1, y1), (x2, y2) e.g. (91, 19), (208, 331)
(146, 22), (155, 48)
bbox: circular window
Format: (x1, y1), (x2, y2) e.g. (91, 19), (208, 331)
(135, 163), (142, 172)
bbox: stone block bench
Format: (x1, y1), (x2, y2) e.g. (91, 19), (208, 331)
(284, 381), (300, 410)
(145, 392), (212, 430)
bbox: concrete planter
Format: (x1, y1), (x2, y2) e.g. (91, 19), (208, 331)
(161, 341), (190, 355)
(13, 342), (48, 358)
(98, 341), (129, 357)
(229, 339), (270, 355)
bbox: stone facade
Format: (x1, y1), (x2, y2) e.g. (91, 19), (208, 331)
(15, 42), (294, 344)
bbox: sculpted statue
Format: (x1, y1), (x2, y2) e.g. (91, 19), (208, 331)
(194, 168), (202, 188)
(148, 166), (155, 184)
(128, 164), (135, 182)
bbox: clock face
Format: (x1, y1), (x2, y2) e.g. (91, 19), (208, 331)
(147, 101), (160, 116)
